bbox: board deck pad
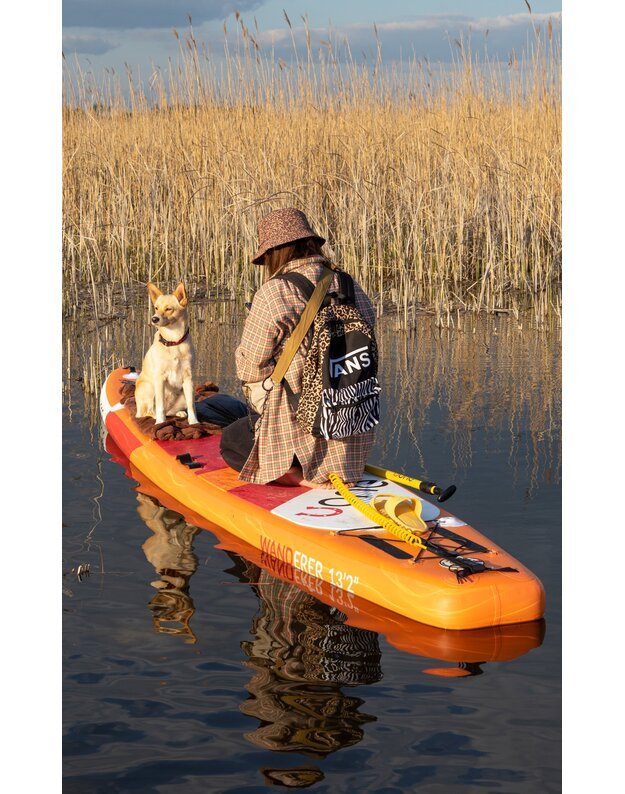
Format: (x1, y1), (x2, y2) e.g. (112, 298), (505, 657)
(270, 477), (441, 530)
(155, 435), (444, 530)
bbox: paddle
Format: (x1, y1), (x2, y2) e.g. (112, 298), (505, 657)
(365, 465), (457, 503)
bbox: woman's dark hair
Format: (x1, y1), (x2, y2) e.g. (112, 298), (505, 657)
(262, 237), (325, 278)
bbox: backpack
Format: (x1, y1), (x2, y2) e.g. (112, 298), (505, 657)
(277, 269), (381, 440)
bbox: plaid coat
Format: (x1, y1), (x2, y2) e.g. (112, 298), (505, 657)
(235, 256), (376, 484)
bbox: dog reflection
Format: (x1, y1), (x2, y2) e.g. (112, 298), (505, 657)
(227, 556), (382, 758)
(135, 496), (382, 760)
(137, 492), (200, 644)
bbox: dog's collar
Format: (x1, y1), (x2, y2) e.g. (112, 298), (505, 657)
(159, 327), (190, 347)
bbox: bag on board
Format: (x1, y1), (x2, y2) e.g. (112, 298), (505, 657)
(277, 270), (381, 440)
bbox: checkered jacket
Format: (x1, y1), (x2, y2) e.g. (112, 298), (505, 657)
(235, 256), (376, 484)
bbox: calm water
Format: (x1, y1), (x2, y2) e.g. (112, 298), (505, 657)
(63, 307), (561, 793)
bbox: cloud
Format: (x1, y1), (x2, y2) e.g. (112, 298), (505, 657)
(63, 0), (265, 31)
(250, 12), (562, 62)
(62, 34), (118, 55)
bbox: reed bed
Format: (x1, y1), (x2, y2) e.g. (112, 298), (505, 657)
(63, 18), (561, 327)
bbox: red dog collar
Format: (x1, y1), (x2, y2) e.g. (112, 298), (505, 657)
(159, 327), (190, 347)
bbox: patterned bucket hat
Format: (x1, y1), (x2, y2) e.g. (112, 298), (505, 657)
(252, 208), (325, 264)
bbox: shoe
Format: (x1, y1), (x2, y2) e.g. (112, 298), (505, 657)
(371, 493), (427, 533)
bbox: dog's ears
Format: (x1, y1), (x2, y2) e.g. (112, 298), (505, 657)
(147, 282), (162, 305)
(174, 282), (188, 307)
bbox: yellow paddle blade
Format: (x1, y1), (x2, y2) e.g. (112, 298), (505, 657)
(386, 495), (428, 534)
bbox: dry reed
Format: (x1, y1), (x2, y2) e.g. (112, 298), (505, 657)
(63, 19), (561, 326)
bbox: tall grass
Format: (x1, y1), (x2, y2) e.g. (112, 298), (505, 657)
(63, 18), (561, 326)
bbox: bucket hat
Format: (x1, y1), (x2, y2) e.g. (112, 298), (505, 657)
(252, 208), (325, 264)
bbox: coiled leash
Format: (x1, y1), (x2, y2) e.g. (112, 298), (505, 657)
(327, 473), (518, 581)
(327, 472), (428, 550)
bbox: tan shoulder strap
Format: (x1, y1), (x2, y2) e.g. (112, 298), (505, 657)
(271, 265), (335, 385)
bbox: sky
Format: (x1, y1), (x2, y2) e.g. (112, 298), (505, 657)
(63, 0), (562, 79)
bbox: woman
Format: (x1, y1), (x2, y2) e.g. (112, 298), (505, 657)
(220, 207), (377, 488)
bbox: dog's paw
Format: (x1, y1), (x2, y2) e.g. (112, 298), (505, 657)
(155, 414), (166, 424)
(175, 410), (188, 419)
(187, 413), (199, 425)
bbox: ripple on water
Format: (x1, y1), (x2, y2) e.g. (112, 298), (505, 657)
(63, 313), (561, 792)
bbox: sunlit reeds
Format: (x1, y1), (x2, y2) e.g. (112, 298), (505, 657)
(63, 18), (561, 326)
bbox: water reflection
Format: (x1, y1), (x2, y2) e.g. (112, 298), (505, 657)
(422, 662), (485, 678)
(68, 304), (560, 499)
(223, 554), (380, 758)
(64, 303), (559, 790)
(136, 492), (381, 782)
(260, 765), (325, 788)
(137, 492), (201, 644)
(124, 462), (547, 786)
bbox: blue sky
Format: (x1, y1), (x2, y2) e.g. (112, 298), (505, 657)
(63, 1), (561, 76)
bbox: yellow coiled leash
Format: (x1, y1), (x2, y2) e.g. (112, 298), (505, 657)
(327, 474), (518, 581)
(327, 472), (427, 550)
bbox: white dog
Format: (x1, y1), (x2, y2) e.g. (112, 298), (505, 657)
(134, 282), (199, 425)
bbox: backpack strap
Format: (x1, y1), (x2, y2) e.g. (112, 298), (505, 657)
(337, 271), (355, 305)
(277, 271), (315, 301)
(271, 265), (335, 386)
(277, 268), (354, 305)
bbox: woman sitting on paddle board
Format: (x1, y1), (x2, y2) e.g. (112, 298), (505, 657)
(220, 208), (379, 488)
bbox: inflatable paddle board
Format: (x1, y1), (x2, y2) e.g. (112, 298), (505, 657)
(101, 368), (545, 631)
(106, 434), (545, 667)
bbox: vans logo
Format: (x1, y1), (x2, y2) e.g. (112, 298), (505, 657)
(329, 345), (371, 379)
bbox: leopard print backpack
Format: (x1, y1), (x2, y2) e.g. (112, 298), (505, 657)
(277, 270), (381, 440)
